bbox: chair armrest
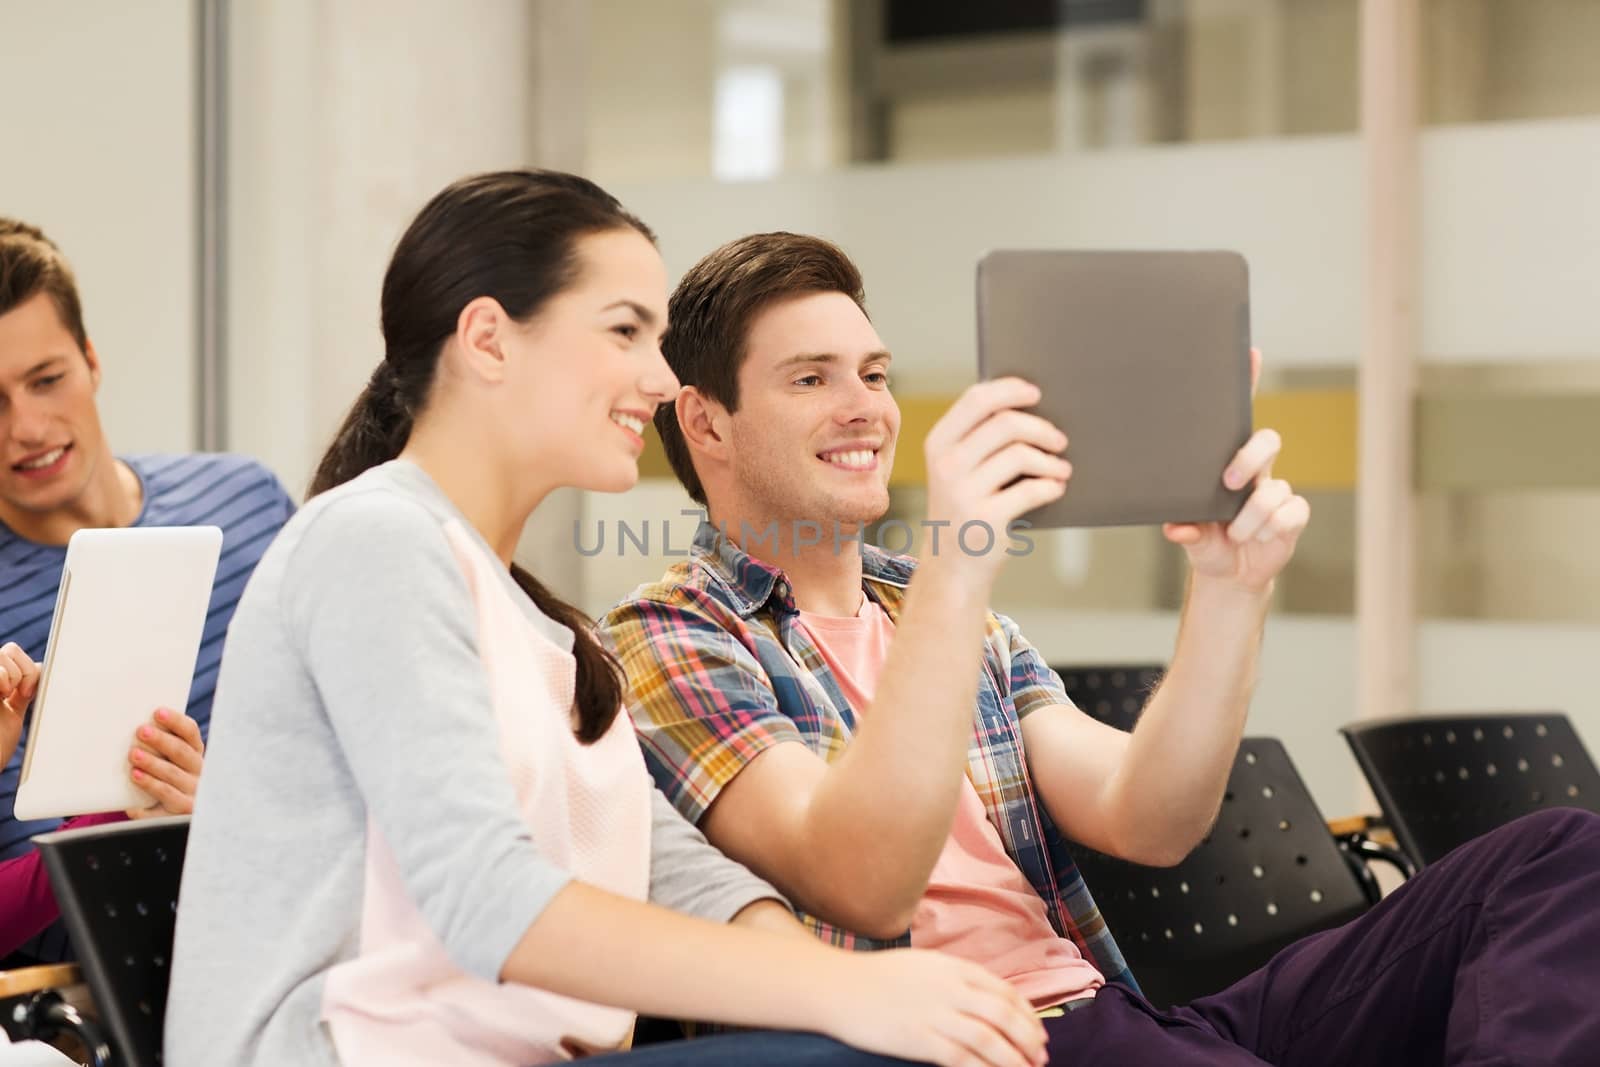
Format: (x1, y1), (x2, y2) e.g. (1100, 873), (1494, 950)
(1, 967), (111, 1067)
(1325, 814), (1374, 837)
(1341, 833), (1417, 881)
(1327, 814), (1417, 905)
(0, 967), (81, 1000)
(1326, 815), (1403, 851)
(8, 992), (112, 1067)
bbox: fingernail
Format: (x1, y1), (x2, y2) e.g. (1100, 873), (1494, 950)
(130, 750), (143, 764)
(155, 708), (169, 721)
(138, 726), (152, 740)
(132, 768), (144, 781)
(1224, 469), (1242, 489)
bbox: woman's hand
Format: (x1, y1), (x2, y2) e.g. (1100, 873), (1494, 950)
(821, 948), (1050, 1067)
(126, 707), (205, 818)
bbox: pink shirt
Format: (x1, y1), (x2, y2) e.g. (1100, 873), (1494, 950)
(798, 597), (1102, 1008)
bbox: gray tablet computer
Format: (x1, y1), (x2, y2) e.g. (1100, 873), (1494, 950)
(976, 249), (1253, 529)
(14, 526), (222, 821)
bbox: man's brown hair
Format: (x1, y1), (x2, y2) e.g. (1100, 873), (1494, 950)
(657, 232), (867, 504)
(0, 218), (88, 352)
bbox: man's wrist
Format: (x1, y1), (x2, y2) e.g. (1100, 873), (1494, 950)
(912, 551), (998, 611)
(1188, 573), (1275, 612)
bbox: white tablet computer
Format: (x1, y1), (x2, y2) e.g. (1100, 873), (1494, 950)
(14, 526), (222, 821)
(976, 250), (1254, 529)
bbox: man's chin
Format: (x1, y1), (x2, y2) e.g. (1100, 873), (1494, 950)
(1, 466), (92, 517)
(0, 482), (71, 515)
(819, 492), (890, 529)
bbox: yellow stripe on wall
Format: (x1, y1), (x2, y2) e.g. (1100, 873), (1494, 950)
(1252, 389), (1358, 492)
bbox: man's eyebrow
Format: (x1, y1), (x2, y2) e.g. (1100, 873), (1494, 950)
(774, 350), (892, 372)
(24, 356), (68, 376)
(1, 357), (69, 388)
(774, 352), (838, 372)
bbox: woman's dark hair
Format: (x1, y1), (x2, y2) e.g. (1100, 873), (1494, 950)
(309, 169), (653, 743)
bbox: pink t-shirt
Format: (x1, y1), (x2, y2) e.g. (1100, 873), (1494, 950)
(797, 597), (1102, 1008)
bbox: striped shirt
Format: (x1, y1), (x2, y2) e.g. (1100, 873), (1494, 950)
(598, 521), (1136, 991)
(0, 452), (294, 958)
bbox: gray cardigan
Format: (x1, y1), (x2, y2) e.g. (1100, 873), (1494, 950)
(167, 461), (781, 1067)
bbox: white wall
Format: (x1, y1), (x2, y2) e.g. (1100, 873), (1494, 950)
(225, 0), (537, 497)
(610, 119), (1600, 392)
(0, 0), (197, 453)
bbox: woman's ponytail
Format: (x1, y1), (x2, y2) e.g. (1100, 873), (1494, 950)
(308, 360), (418, 498)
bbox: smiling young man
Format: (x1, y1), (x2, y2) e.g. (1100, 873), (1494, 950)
(0, 217), (295, 961)
(599, 231), (1600, 1064)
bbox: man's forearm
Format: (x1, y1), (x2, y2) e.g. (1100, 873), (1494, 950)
(1104, 575), (1272, 863)
(801, 557), (994, 930)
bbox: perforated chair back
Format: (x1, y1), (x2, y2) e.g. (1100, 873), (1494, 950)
(1052, 664), (1163, 733)
(1341, 713), (1600, 867)
(1065, 738), (1369, 1009)
(33, 816), (189, 1067)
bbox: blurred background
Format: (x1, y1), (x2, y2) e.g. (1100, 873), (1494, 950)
(2, 0), (1597, 816)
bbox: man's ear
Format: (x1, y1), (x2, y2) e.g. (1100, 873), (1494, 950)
(84, 338), (102, 389)
(675, 387), (732, 457)
(452, 296), (512, 383)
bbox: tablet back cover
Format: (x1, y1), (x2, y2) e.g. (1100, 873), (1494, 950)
(15, 526), (222, 820)
(976, 249), (1252, 529)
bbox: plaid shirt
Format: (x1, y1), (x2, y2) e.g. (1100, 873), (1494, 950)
(599, 522), (1135, 990)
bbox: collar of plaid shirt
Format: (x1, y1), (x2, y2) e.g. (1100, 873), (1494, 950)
(675, 521), (1136, 990)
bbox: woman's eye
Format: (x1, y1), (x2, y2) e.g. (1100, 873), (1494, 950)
(612, 324), (638, 340)
(34, 374), (65, 390)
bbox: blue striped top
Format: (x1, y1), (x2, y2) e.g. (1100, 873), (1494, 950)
(1, 452), (295, 864)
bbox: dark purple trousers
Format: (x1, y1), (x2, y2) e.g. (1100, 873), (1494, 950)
(1044, 808), (1600, 1065)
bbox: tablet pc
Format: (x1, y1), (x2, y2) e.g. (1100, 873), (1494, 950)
(14, 526), (222, 821)
(976, 250), (1253, 529)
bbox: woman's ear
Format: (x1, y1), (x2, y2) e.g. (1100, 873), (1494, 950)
(454, 296), (512, 383)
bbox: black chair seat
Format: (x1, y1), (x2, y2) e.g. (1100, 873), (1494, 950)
(1067, 738), (1371, 1009)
